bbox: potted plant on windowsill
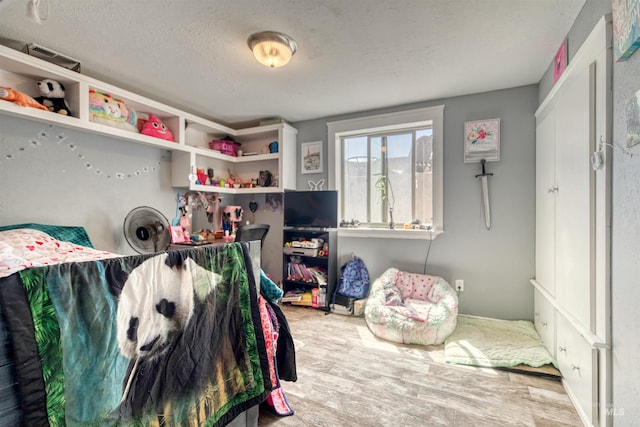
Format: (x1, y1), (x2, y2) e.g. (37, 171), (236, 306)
(375, 172), (395, 229)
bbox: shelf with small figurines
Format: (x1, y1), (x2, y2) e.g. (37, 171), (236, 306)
(0, 43), (297, 193)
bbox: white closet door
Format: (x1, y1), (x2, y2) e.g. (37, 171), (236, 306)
(554, 64), (594, 329)
(535, 108), (556, 296)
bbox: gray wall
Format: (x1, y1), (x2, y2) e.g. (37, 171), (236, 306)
(293, 85), (538, 321)
(235, 193), (284, 280)
(611, 49), (640, 425)
(0, 115), (176, 254)
(538, 0), (640, 422)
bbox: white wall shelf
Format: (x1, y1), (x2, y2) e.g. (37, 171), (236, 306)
(0, 44), (297, 193)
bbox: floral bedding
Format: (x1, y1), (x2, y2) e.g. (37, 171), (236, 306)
(0, 228), (118, 278)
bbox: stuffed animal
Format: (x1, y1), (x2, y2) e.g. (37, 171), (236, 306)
(0, 86), (50, 111)
(35, 79), (72, 115)
(89, 89), (138, 133)
(140, 113), (174, 141)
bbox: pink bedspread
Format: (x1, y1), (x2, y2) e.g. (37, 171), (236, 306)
(0, 228), (119, 278)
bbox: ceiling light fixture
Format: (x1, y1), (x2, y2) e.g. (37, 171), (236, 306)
(247, 31), (297, 68)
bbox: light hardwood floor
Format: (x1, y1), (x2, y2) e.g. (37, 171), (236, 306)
(258, 305), (582, 427)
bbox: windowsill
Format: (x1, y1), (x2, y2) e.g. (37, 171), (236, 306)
(337, 227), (442, 240)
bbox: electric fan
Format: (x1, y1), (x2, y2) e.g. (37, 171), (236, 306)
(123, 206), (171, 253)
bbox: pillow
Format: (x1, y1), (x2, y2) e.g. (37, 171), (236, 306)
(395, 271), (438, 301)
(88, 90), (138, 133)
(0, 228), (117, 278)
(0, 223), (94, 248)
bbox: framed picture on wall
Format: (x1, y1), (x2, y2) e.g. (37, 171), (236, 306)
(554, 39), (568, 82)
(613, 0), (640, 61)
(626, 87), (640, 147)
(464, 118), (500, 163)
(301, 141), (323, 174)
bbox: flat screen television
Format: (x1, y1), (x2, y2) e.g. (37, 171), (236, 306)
(284, 190), (338, 228)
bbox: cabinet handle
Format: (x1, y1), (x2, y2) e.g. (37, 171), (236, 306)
(559, 346), (566, 352)
(542, 321), (547, 327)
(571, 364), (580, 372)
(547, 186), (558, 193)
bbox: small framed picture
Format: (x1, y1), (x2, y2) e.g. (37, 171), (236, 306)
(554, 39), (568, 82)
(170, 225), (187, 243)
(626, 87), (640, 147)
(464, 118), (500, 163)
(301, 141), (323, 174)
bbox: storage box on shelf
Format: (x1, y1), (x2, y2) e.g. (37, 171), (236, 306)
(0, 43), (297, 194)
(282, 228), (336, 311)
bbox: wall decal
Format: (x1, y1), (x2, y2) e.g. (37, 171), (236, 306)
(265, 193), (282, 212)
(1, 125), (165, 179)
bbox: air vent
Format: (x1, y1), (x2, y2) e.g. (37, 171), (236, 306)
(21, 43), (81, 72)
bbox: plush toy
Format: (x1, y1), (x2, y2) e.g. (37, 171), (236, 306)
(35, 79), (72, 116)
(88, 89), (138, 133)
(0, 86), (50, 111)
(140, 113), (174, 141)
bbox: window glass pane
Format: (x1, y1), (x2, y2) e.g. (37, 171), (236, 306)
(341, 124), (435, 228)
(415, 129), (433, 223)
(387, 133), (412, 224)
(369, 136), (383, 223)
(343, 136), (368, 222)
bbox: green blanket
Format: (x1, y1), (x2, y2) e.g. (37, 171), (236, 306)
(0, 243), (270, 426)
(444, 315), (556, 368)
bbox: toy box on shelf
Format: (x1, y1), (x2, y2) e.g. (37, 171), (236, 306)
(209, 139), (241, 156)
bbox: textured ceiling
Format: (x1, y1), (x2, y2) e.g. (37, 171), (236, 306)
(0, 0), (585, 126)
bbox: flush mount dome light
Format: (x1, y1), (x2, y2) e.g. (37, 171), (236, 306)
(247, 31), (297, 68)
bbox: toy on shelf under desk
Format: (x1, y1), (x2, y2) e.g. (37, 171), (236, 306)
(89, 89), (138, 133)
(35, 79), (72, 116)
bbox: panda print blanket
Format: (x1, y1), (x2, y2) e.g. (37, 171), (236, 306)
(0, 243), (271, 426)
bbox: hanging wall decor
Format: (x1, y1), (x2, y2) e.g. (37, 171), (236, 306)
(554, 39), (568, 83)
(1, 125), (163, 178)
(626, 87), (640, 147)
(301, 141), (323, 174)
(613, 0), (640, 61)
(464, 118), (500, 163)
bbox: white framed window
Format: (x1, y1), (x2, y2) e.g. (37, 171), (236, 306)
(328, 105), (444, 239)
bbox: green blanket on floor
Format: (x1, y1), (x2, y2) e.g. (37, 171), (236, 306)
(444, 315), (556, 368)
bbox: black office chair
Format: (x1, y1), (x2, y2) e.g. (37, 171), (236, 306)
(235, 224), (270, 249)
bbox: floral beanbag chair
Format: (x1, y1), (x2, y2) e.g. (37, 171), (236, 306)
(364, 268), (458, 345)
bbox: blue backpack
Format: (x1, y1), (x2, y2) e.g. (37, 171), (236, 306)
(336, 256), (370, 299)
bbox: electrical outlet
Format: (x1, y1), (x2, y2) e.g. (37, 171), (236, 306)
(455, 279), (464, 292)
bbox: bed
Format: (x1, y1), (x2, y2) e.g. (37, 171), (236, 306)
(0, 224), (292, 426)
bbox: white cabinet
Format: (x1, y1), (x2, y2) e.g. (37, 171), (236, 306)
(556, 315), (598, 426)
(535, 107), (556, 296)
(533, 16), (611, 427)
(533, 289), (556, 358)
(0, 44), (297, 194)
